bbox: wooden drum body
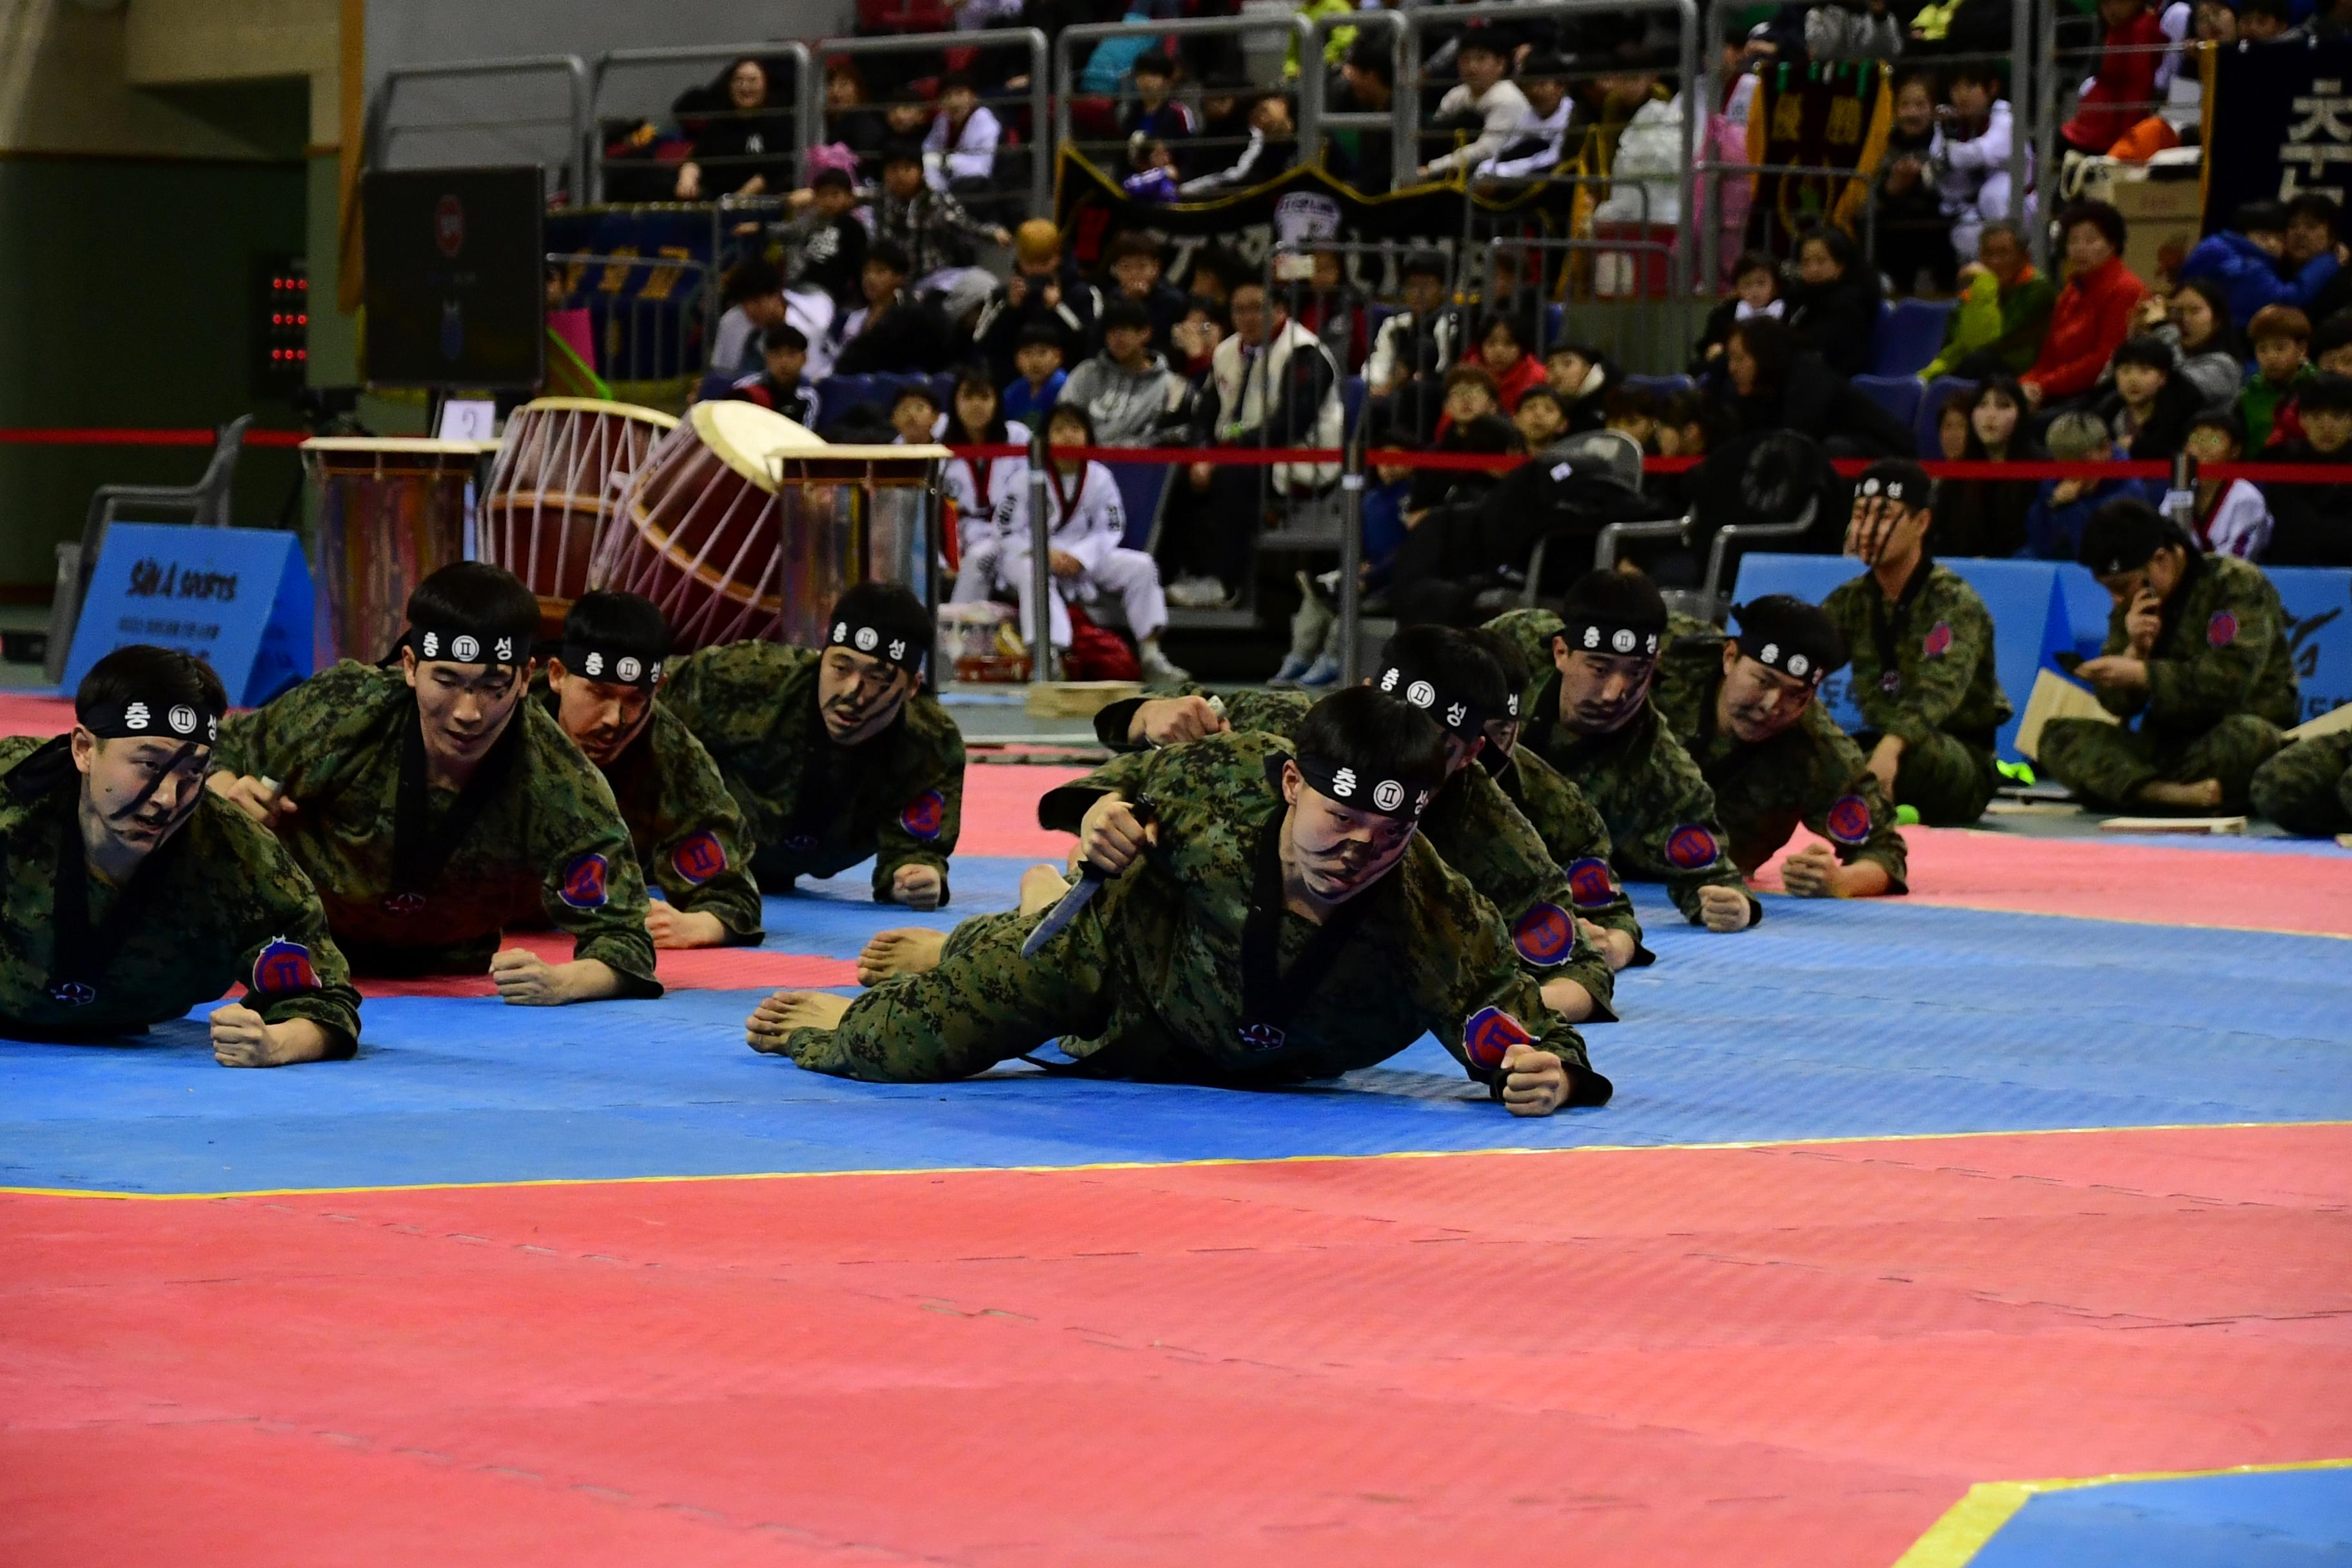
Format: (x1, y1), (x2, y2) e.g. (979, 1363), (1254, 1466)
(480, 398), (676, 633)
(301, 436), (495, 669)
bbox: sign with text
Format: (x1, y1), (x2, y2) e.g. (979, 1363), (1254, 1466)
(2204, 41), (2352, 226)
(63, 523), (314, 706)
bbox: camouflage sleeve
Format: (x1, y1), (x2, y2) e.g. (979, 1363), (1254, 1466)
(1889, 593), (1997, 741)
(1798, 714), (1910, 889)
(222, 814), (362, 1055)
(2144, 585), (2282, 732)
(1219, 688), (1310, 738)
(1408, 860), (1609, 1108)
(1514, 750), (1647, 963)
(868, 728), (965, 905)
(1621, 738), (1757, 926)
(2092, 608), (2150, 721)
(210, 661), (381, 796)
(527, 749), (662, 997)
(1093, 683), (1278, 751)
(644, 727), (764, 943)
(654, 649), (720, 734)
(1455, 768), (1617, 1023)
(1484, 609), (1565, 713)
(1039, 747), (1160, 832)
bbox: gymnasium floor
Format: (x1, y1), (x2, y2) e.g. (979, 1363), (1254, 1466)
(3, 691), (2349, 1567)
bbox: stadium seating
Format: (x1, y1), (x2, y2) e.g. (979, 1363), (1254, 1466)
(1917, 375), (1979, 456)
(1852, 373), (1925, 436)
(1620, 373), (1695, 400)
(1873, 298), (1954, 377)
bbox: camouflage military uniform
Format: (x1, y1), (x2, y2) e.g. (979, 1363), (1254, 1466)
(1650, 621), (1910, 886)
(534, 678), (763, 943)
(1821, 560), (2013, 825)
(2, 736), (362, 1046)
(782, 730), (1610, 1103)
(1486, 743), (1652, 965)
(2040, 553), (2299, 812)
(1486, 609), (1758, 925)
(1097, 688), (1623, 1017)
(212, 661), (660, 988)
(662, 642), (966, 903)
(2249, 730), (2352, 836)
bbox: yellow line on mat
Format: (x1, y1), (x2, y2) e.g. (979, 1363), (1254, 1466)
(3, 1119), (2343, 1203)
(1889, 1456), (2352, 1568)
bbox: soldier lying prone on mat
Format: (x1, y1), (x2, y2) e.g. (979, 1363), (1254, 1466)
(745, 688), (1612, 1117)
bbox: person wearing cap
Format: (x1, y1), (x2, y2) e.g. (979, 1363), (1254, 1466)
(1487, 576), (1761, 932)
(2040, 498), (2298, 814)
(746, 687), (1610, 1117)
(661, 582), (966, 910)
(1649, 598), (1908, 899)
(3, 645), (362, 1064)
(2249, 731), (2352, 838)
(208, 563), (659, 1004)
(536, 592), (762, 950)
(1823, 460), (2013, 826)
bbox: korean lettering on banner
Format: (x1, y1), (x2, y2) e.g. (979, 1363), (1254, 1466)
(2204, 43), (2352, 226)
(2280, 74), (2352, 204)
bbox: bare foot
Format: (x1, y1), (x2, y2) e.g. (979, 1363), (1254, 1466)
(745, 989), (852, 1054)
(1021, 863), (1075, 915)
(857, 927), (947, 985)
(2135, 778), (2224, 812)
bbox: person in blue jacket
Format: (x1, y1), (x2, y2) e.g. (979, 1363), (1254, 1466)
(2180, 199), (2344, 330)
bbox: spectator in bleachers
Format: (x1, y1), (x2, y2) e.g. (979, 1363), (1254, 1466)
(2021, 201), (2146, 409)
(1921, 222), (2055, 382)
(1690, 251), (1785, 375)
(2022, 411), (2150, 559)
(1785, 226), (1881, 378)
(1179, 93), (1298, 197)
(2315, 308), (2352, 377)
(974, 219), (1102, 387)
(674, 57), (796, 201)
(781, 168), (870, 309)
(2094, 334), (2202, 458)
(1061, 297), (1186, 447)
(1933, 376), (2043, 556)
(1119, 50), (1196, 152)
(710, 259), (790, 380)
(1121, 138), (1182, 203)
(1168, 298), (1228, 382)
(1189, 73), (1253, 182)
(870, 139), (1013, 326)
(1367, 251), (1468, 436)
(941, 369), (1027, 536)
(1164, 276), (1344, 608)
(2059, 0), (2167, 157)
(1654, 389), (1735, 466)
(1514, 386), (1571, 451)
(1328, 40), (1397, 194)
(1807, 0), (1906, 58)
(888, 382), (945, 448)
(1475, 313), (1547, 413)
(2133, 276), (2244, 408)
(922, 72), (1001, 202)
(1102, 233), (1190, 359)
(1474, 52), (1576, 183)
(2242, 305), (2316, 450)
(2180, 201), (2342, 331)
(1181, 246), (1244, 314)
(823, 63), (888, 172)
(2263, 373), (2352, 566)
(2293, 197), (2352, 322)
(2179, 407), (2275, 558)
(1934, 393), (1972, 460)
(1544, 342), (1616, 433)
(1603, 385), (1665, 451)
(1418, 28), (1530, 181)
(830, 239), (955, 375)
(727, 325), (821, 427)
(1411, 366), (1524, 514)
(1715, 315), (1917, 457)
(2237, 0), (2300, 42)
(1295, 251), (1373, 375)
(1002, 323), (1069, 425)
(1873, 73), (1955, 297)
(1934, 61), (2028, 270)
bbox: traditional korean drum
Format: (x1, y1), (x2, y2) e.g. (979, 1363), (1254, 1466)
(592, 400), (946, 652)
(479, 398), (676, 634)
(300, 436), (496, 668)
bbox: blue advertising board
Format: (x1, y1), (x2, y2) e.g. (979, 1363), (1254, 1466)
(63, 523), (315, 706)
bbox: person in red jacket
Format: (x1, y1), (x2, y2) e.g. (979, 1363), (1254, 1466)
(2061, 0), (2168, 155)
(2023, 201), (2149, 409)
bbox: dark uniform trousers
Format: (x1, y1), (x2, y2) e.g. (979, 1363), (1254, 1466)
(1885, 729), (2001, 825)
(2040, 713), (2285, 814)
(2249, 732), (2352, 836)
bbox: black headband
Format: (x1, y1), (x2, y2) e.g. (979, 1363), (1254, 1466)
(560, 643), (665, 689)
(404, 625), (526, 669)
(1743, 637), (1829, 685)
(827, 614), (926, 674)
(1373, 663), (1494, 740)
(1856, 463), (1932, 507)
(1554, 616), (1663, 660)
(79, 698), (222, 745)
(1729, 601), (1845, 687)
(1292, 750), (1438, 822)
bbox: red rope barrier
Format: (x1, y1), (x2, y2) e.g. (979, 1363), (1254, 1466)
(0, 427), (308, 448)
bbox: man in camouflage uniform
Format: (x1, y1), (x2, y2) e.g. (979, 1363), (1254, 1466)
(745, 687), (1609, 1116)
(2251, 731), (2352, 836)
(2041, 500), (2298, 814)
(5, 646), (361, 1064)
(208, 563), (660, 1003)
(539, 592), (762, 948)
(1821, 460), (2014, 825)
(1654, 597), (1910, 899)
(1487, 571), (1761, 930)
(661, 582), (966, 908)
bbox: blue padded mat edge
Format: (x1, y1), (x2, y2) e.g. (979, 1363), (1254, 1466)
(1974, 1469), (2352, 1567)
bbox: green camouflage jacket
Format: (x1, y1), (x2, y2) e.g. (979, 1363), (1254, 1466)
(1037, 730), (1608, 1100)
(212, 661), (659, 988)
(1, 736), (362, 1047)
(1486, 609), (1757, 925)
(662, 642), (966, 903)
(1652, 623), (1910, 886)
(1822, 560), (2013, 749)
(2092, 552), (2300, 738)
(1102, 686), (1621, 1016)
(534, 679), (763, 943)
(1484, 742), (1650, 962)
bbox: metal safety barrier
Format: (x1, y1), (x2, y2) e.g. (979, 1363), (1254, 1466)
(590, 42), (818, 203)
(821, 28), (1052, 217)
(364, 54), (594, 200)
(1056, 12), (1320, 180)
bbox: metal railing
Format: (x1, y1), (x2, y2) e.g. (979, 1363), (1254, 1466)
(823, 28), (1051, 216)
(1312, 6), (1411, 192)
(1057, 13), (1320, 182)
(364, 54), (594, 200)
(550, 251), (712, 387)
(590, 42), (818, 202)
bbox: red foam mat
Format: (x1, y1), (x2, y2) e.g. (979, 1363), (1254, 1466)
(5, 1123), (2346, 1567)
(0, 692), (71, 735)
(349, 934), (856, 997)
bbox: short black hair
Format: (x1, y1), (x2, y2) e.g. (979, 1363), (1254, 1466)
(1187, 245), (1246, 289)
(2057, 199), (2127, 253)
(1462, 625), (1532, 694)
(2313, 308), (2352, 359)
(2297, 371), (2352, 416)
(407, 562), (538, 645)
(1401, 248), (1448, 284)
(828, 580), (933, 651)
(2188, 404), (2248, 445)
(76, 645), (228, 730)
(1945, 57), (2003, 88)
(763, 322), (808, 353)
(722, 258), (783, 304)
(1100, 296), (1152, 333)
(2288, 192), (2343, 238)
(1604, 384), (1661, 423)
(2243, 0), (2293, 21)
(892, 382), (941, 413)
(811, 166), (855, 193)
(1133, 48), (1175, 78)
(1559, 567), (1667, 630)
(1105, 231), (1162, 266)
(1455, 24), (1512, 61)
(2233, 199), (2290, 235)
(1294, 684), (1449, 798)
(1480, 311), (1528, 348)
(1376, 624), (1512, 727)
(2077, 496), (2182, 574)
(1516, 385), (1566, 417)
(562, 591), (672, 665)
(1344, 37), (1395, 84)
(880, 137), (926, 169)
(1015, 321), (1066, 352)
(867, 237), (911, 275)
(1732, 249), (1779, 284)
(1044, 402), (1095, 442)
(2110, 334), (2174, 373)
(1521, 50), (1572, 79)
(940, 69), (976, 93)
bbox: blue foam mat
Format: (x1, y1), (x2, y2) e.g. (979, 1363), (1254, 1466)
(1974, 1469), (2352, 1567)
(5, 862), (2347, 1194)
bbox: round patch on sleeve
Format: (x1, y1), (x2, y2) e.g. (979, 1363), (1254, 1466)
(1463, 1006), (1535, 1071)
(1922, 621), (1953, 658)
(1826, 793), (1874, 845)
(1664, 823), (1721, 870)
(251, 937), (320, 996)
(671, 829), (727, 886)
(899, 789), (946, 840)
(1511, 902), (1575, 966)
(558, 852), (611, 910)
(2208, 610), (2239, 648)
(1565, 857), (1617, 909)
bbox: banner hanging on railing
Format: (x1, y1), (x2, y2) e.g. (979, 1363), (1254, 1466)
(2203, 40), (2352, 228)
